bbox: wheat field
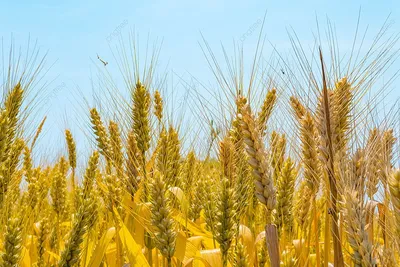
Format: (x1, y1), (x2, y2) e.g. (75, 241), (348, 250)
(1, 23), (400, 267)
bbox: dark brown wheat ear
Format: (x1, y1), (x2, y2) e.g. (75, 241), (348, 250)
(318, 47), (345, 267)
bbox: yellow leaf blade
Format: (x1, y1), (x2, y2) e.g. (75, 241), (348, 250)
(87, 227), (116, 267)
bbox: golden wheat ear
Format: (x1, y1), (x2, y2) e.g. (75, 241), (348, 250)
(289, 96), (306, 122)
(215, 177), (236, 267)
(258, 88), (277, 136)
(132, 81), (151, 160)
(1, 207), (23, 266)
(108, 120), (124, 177)
(126, 130), (142, 198)
(57, 194), (97, 267)
(238, 95), (280, 266)
(343, 189), (376, 266)
(149, 172), (177, 266)
(154, 89), (163, 122)
(389, 170), (400, 244)
(90, 108), (111, 161)
(65, 129), (76, 189)
(239, 99), (276, 217)
(31, 116), (46, 149)
(36, 215), (50, 267)
(275, 158), (296, 236)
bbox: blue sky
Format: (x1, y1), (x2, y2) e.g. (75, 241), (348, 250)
(1, 1), (400, 162)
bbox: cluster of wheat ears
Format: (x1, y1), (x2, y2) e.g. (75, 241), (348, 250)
(1, 24), (400, 267)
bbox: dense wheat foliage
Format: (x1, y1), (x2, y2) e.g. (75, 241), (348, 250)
(2, 23), (400, 267)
